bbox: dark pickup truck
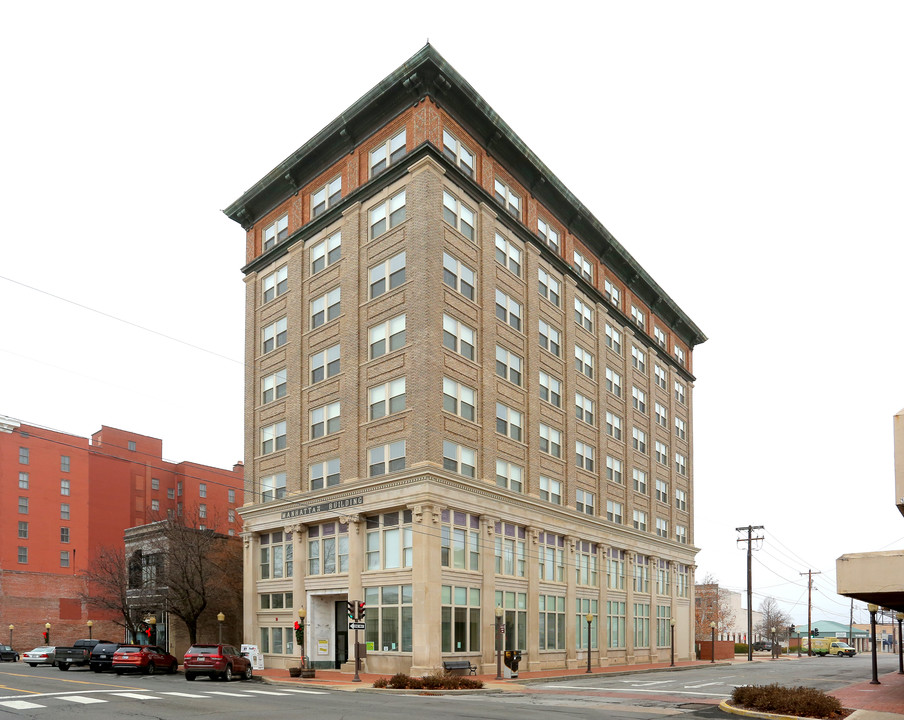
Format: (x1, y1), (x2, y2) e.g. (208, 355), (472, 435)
(55, 639), (111, 670)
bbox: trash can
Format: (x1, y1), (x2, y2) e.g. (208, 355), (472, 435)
(503, 650), (522, 679)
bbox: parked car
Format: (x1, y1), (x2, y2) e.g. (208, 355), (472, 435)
(0, 645), (19, 662)
(23, 647), (56, 666)
(112, 645), (178, 675)
(752, 640), (772, 651)
(183, 644), (252, 681)
(55, 638), (112, 670)
(89, 642), (122, 672)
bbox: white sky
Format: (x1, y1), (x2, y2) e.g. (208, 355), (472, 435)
(2, 1), (902, 628)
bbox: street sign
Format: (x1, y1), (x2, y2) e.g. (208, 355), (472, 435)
(349, 622), (366, 630)
(499, 626), (505, 634)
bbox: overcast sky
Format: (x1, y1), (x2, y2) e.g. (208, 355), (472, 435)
(2, 1), (902, 628)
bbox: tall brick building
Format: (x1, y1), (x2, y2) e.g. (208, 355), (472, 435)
(226, 45), (706, 673)
(0, 416), (243, 647)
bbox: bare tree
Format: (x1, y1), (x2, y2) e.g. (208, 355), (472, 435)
(694, 573), (736, 640)
(79, 545), (146, 638)
(756, 597), (792, 641)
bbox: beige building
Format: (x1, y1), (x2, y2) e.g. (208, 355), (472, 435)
(225, 46), (706, 674)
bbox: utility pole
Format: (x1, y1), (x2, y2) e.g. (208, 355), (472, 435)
(799, 569), (821, 656)
(849, 598), (854, 653)
(737, 525), (764, 662)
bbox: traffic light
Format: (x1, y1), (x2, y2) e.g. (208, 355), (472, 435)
(812, 628), (819, 637)
(42, 631), (48, 643)
(358, 601), (365, 620)
(347, 601), (355, 619)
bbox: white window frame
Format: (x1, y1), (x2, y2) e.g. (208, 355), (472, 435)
(655, 402), (668, 427)
(261, 421), (287, 455)
(369, 128), (406, 177)
(632, 345), (646, 373)
(311, 230), (341, 274)
(633, 510), (647, 531)
(575, 392), (594, 425)
(604, 279), (620, 308)
(538, 267), (560, 306)
(576, 489), (595, 515)
(443, 190), (476, 240)
(606, 368), (622, 397)
(654, 363), (668, 389)
(368, 441), (406, 477)
(631, 304), (644, 328)
(442, 128), (474, 176)
(495, 233), (521, 276)
(575, 345), (594, 379)
(655, 479), (669, 504)
(675, 488), (687, 511)
(675, 452), (687, 477)
(675, 416), (687, 440)
(633, 468), (647, 494)
(675, 380), (686, 404)
(495, 345), (522, 386)
(369, 378), (406, 420)
(606, 500), (623, 524)
(495, 460), (523, 493)
(262, 369), (288, 404)
(369, 190), (406, 239)
(573, 250), (593, 282)
(442, 252), (476, 301)
(495, 403), (523, 442)
(443, 314), (476, 361)
(494, 177), (521, 219)
(539, 371), (562, 407)
(311, 344), (340, 383)
(263, 214), (288, 252)
(311, 401), (341, 439)
(540, 475), (562, 504)
(606, 412), (622, 440)
(443, 377), (476, 421)
(632, 427), (647, 454)
(311, 176), (342, 218)
(574, 297), (593, 332)
(263, 472), (286, 502)
(443, 440), (476, 477)
(576, 441), (595, 471)
(262, 265), (288, 304)
(676, 525), (688, 544)
(262, 317), (287, 354)
(495, 289), (522, 331)
(606, 456), (623, 484)
(539, 424), (562, 458)
(537, 218), (559, 251)
(370, 314), (406, 358)
(632, 386), (646, 413)
(539, 319), (560, 356)
(655, 441), (669, 466)
(654, 326), (667, 348)
(656, 517), (669, 537)
(310, 287), (341, 328)
(605, 324), (622, 355)
(369, 251), (406, 298)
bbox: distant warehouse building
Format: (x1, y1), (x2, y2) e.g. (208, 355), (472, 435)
(225, 45), (706, 674)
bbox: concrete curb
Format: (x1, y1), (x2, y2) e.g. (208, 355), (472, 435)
(513, 661), (734, 685)
(719, 699), (803, 720)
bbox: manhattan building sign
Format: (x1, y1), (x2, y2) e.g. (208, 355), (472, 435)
(280, 496), (363, 520)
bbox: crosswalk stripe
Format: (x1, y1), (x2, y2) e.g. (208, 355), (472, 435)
(111, 693), (161, 699)
(162, 692), (209, 698)
(0, 700), (46, 709)
(205, 691), (253, 697)
(62, 696), (108, 704)
(244, 690), (292, 695)
(282, 689), (328, 694)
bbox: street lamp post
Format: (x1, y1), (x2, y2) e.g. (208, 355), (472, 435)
(585, 613), (594, 673)
(297, 607), (308, 671)
(217, 612), (225, 644)
(8, 625), (13, 647)
(147, 616), (156, 645)
(87, 620), (93, 640)
(495, 606), (504, 680)
(868, 604), (880, 685)
(771, 627), (777, 660)
(710, 621), (716, 663)
(897, 612), (903, 675)
(45, 623), (51, 645)
(670, 619), (676, 667)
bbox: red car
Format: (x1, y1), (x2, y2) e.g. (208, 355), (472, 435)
(112, 645), (178, 675)
(183, 644), (252, 681)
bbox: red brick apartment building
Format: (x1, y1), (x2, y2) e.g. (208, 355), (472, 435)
(0, 416), (243, 648)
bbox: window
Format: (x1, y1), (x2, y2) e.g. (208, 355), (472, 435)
(575, 392), (594, 425)
(675, 380), (686, 404)
(677, 564), (690, 598)
(61, 479), (70, 496)
(311, 231), (341, 274)
(151, 499), (159, 511)
(633, 510), (647, 532)
(539, 319), (561, 356)
(370, 129), (406, 176)
(369, 440), (406, 477)
(676, 488), (688, 511)
(675, 416), (687, 440)
(603, 280), (616, 309)
(657, 561), (670, 595)
(443, 377), (476, 421)
(576, 543), (598, 588)
(370, 314), (406, 358)
(364, 584), (414, 653)
(308, 521), (349, 575)
(632, 427), (647, 454)
(607, 549), (626, 590)
(495, 403), (523, 441)
(310, 288), (341, 328)
(495, 523), (527, 578)
(538, 595), (566, 650)
(18, 547), (27, 564)
(675, 452), (687, 477)
(495, 289), (522, 331)
(606, 456), (623, 484)
(573, 250), (593, 282)
(605, 412), (622, 440)
(168, 488), (175, 499)
(365, 511), (413, 570)
(576, 488), (595, 515)
(177, 481), (183, 496)
(441, 585), (481, 653)
(311, 402), (341, 438)
(369, 378), (406, 420)
(228, 489), (235, 503)
(654, 326), (667, 348)
(655, 479), (669, 504)
(494, 177), (521, 219)
(229, 509), (235, 523)
(633, 468), (647, 494)
(442, 191), (476, 240)
(262, 317), (288, 353)
(60, 551), (70, 568)
(311, 177), (342, 218)
(259, 626), (295, 655)
(18, 472), (28, 489)
(440, 511), (480, 571)
(128, 440), (137, 451)
(655, 402), (668, 427)
(537, 218), (559, 251)
(495, 460), (523, 493)
(442, 129), (474, 176)
(631, 304), (644, 328)
(261, 472), (286, 502)
(61, 503), (70, 520)
(632, 345), (646, 372)
(634, 603), (651, 648)
(369, 252), (406, 298)
(262, 265), (288, 303)
(657, 605), (672, 646)
(605, 324), (622, 354)
(19, 447), (29, 464)
(260, 592), (294, 611)
(261, 421), (287, 454)
(540, 475), (562, 504)
(494, 233), (521, 275)
(574, 297), (593, 332)
(495, 589), (528, 651)
(539, 425), (562, 459)
(61, 455), (70, 472)
(442, 252), (476, 300)
(495, 346), (522, 385)
(19, 497), (28, 514)
(369, 190), (406, 239)
(634, 555), (650, 592)
(577, 597), (599, 649)
(311, 345), (340, 384)
(539, 371), (562, 407)
(575, 441), (595, 471)
(443, 314), (476, 361)
(443, 441), (476, 477)
(18, 521), (28, 538)
(538, 267), (560, 306)
(674, 344), (686, 366)
(262, 369), (288, 403)
(606, 500), (623, 524)
(656, 517), (669, 538)
(655, 441), (669, 466)
(632, 386), (646, 413)
(605, 368), (622, 397)
(676, 525), (688, 544)
(259, 530), (293, 580)
(151, 477), (159, 490)
(263, 214), (288, 251)
(574, 345), (594, 378)
(654, 363), (667, 389)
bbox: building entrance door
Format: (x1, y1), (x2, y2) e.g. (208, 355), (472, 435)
(334, 600), (348, 669)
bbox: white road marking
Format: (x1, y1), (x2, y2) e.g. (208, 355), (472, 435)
(244, 690), (293, 695)
(281, 689), (329, 694)
(684, 682), (724, 688)
(111, 692), (161, 699)
(62, 696), (108, 704)
(205, 691), (254, 697)
(622, 680), (672, 686)
(162, 692), (209, 698)
(0, 700), (45, 709)
(548, 685), (731, 698)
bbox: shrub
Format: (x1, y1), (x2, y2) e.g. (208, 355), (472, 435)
(387, 672), (410, 689)
(735, 643), (748, 654)
(372, 677), (388, 688)
(731, 684), (846, 719)
(373, 670), (483, 690)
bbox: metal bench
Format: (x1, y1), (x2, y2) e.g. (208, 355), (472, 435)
(442, 659), (477, 675)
